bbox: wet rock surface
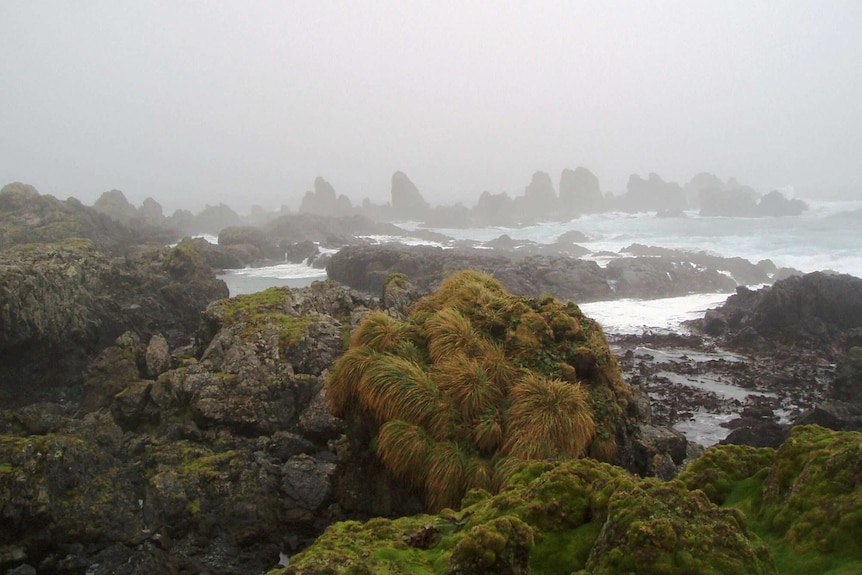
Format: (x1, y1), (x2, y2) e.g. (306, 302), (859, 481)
(326, 243), (790, 303)
(0, 238), (228, 406)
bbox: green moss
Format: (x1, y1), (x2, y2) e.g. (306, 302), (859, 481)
(759, 425), (862, 557)
(587, 479), (775, 575)
(180, 450), (239, 478)
(217, 287), (315, 353)
(530, 522), (601, 574)
(276, 457), (774, 575)
(678, 443), (774, 505)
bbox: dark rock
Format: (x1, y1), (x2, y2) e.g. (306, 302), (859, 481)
(632, 424), (689, 477)
(0, 239), (226, 407)
(300, 176), (354, 217)
(390, 171), (429, 220)
(298, 387), (346, 444)
(624, 173), (686, 213)
(381, 273), (419, 317)
(285, 315), (345, 376)
(688, 272), (862, 354)
(756, 190), (808, 217)
(559, 166), (603, 215)
(282, 454), (338, 511)
(81, 333), (145, 412)
(606, 257), (736, 298)
(721, 420), (791, 448)
(284, 240), (320, 264)
(795, 400), (862, 432)
(326, 244), (612, 302)
(831, 346), (862, 404)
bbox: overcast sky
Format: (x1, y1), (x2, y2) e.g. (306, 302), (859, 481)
(1, 1), (860, 212)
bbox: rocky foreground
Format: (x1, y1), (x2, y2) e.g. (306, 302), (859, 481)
(1, 185), (860, 574)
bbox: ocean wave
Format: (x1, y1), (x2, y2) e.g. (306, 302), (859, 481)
(579, 292), (732, 335)
(223, 262), (327, 280)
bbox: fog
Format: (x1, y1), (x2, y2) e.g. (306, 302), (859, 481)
(1, 1), (861, 212)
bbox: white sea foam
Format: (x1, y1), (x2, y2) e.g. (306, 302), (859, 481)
(225, 262), (327, 280)
(193, 233), (219, 244)
(578, 292), (732, 335)
(357, 235), (450, 248)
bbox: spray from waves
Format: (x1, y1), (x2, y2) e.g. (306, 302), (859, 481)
(578, 292), (733, 335)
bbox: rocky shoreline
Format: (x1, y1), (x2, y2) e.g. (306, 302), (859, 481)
(2, 183), (861, 574)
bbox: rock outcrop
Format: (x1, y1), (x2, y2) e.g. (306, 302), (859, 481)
(326, 244), (787, 304)
(624, 173), (686, 213)
(559, 166), (603, 215)
(326, 244), (613, 302)
(299, 177), (354, 217)
(0, 238), (228, 404)
(0, 183), (175, 253)
(0, 280), (383, 574)
(515, 170), (556, 219)
(390, 171), (429, 220)
(692, 272), (862, 354)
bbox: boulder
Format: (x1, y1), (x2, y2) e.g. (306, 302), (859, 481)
(145, 333), (171, 379)
(689, 272), (862, 354)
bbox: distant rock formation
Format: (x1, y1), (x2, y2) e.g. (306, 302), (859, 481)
(473, 191), (516, 226)
(299, 176), (354, 217)
(167, 203), (242, 235)
(756, 190), (808, 217)
(515, 170), (556, 219)
(624, 173), (686, 213)
(92, 189), (139, 223)
(560, 166), (603, 215)
(390, 171), (429, 220)
(138, 196), (165, 226)
(0, 182), (175, 252)
(325, 243), (780, 303)
(699, 188), (807, 218)
(699, 186), (759, 216)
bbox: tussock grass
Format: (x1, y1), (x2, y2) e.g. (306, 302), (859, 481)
(503, 374), (595, 460)
(326, 270), (625, 512)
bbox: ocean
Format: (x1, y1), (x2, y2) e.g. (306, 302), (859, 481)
(214, 201), (861, 445)
(218, 200), (862, 335)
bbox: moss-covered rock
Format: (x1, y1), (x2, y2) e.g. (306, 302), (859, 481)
(272, 457), (775, 575)
(0, 434), (142, 547)
(761, 425), (862, 556)
(586, 479), (775, 575)
(143, 440), (282, 548)
(678, 443), (775, 505)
